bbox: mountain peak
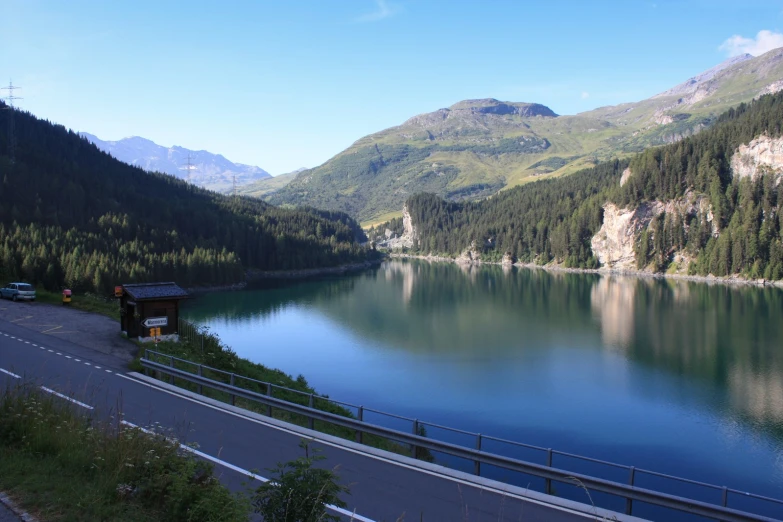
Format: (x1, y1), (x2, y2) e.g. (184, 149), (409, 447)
(448, 99), (557, 117)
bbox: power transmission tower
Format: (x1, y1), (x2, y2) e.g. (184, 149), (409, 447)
(1, 80), (22, 164)
(181, 153), (195, 184)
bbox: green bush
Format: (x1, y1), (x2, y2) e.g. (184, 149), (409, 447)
(253, 440), (348, 522)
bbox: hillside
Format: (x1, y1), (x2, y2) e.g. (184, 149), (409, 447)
(80, 133), (271, 192)
(270, 49), (783, 223)
(236, 169), (299, 198)
(369, 92), (783, 281)
(0, 105), (373, 293)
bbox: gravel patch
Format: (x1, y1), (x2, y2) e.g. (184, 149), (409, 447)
(0, 301), (137, 362)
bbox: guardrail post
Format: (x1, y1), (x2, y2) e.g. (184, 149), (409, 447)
(626, 467), (636, 515)
(356, 406), (364, 444)
(229, 374), (236, 405)
(411, 419), (419, 459)
(197, 365), (203, 395)
(308, 394), (315, 430)
(168, 357), (174, 384)
(721, 486), (728, 507)
(545, 449), (553, 495)
(474, 434), (482, 476)
(266, 383), (273, 417)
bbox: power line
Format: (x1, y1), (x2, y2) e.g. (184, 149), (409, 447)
(1, 80), (22, 164)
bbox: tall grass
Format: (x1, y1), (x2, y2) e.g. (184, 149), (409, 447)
(0, 383), (250, 521)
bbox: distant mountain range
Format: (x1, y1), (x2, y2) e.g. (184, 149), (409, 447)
(268, 49), (783, 223)
(80, 133), (271, 192)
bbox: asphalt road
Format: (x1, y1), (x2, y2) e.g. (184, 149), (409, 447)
(0, 316), (638, 522)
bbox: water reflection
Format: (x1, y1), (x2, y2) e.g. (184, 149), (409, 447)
(183, 259), (783, 498)
(590, 276), (636, 349)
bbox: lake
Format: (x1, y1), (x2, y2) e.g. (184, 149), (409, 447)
(182, 260), (783, 519)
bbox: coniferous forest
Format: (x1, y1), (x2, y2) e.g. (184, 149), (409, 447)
(0, 103), (375, 293)
(370, 92), (783, 280)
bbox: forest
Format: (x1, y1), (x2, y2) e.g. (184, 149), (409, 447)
(0, 103), (375, 293)
(369, 91), (783, 280)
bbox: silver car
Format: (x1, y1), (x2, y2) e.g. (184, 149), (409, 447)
(0, 282), (37, 302)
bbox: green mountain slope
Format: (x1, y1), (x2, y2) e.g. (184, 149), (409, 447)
(236, 170), (298, 198)
(270, 49), (783, 223)
(371, 92), (783, 280)
(0, 105), (373, 293)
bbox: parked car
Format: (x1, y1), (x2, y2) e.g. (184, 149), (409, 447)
(0, 282), (36, 302)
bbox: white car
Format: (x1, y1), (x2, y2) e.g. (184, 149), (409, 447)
(0, 282), (37, 302)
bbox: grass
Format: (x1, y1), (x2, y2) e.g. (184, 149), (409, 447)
(131, 329), (434, 462)
(35, 288), (121, 321)
(0, 383), (250, 521)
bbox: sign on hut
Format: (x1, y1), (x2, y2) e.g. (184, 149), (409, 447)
(117, 282), (189, 342)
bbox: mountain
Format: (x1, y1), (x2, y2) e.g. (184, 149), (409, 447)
(79, 133), (271, 192)
(236, 168), (303, 198)
(269, 48), (783, 223)
(369, 91), (783, 281)
(0, 105), (373, 293)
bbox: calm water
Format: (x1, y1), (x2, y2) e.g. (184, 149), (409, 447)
(183, 260), (783, 519)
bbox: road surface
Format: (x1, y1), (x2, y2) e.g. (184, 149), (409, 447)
(0, 314), (640, 522)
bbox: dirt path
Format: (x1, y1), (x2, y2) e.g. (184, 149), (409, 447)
(0, 301), (137, 362)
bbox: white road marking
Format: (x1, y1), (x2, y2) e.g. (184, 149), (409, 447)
(32, 344), (37, 347)
(56, 352), (62, 355)
(65, 355), (72, 359)
(74, 359), (80, 362)
(40, 386), (94, 410)
(94, 366), (101, 369)
(105, 369), (112, 373)
(115, 374), (598, 520)
(121, 419), (375, 522)
(47, 349), (53, 353)
(24, 341), (30, 344)
(0, 368), (21, 379)
(84, 362), (91, 366)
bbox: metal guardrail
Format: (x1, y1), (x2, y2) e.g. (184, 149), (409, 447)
(140, 350), (782, 522)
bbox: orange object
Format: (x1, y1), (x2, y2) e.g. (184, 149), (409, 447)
(62, 289), (72, 304)
(114, 286), (123, 297)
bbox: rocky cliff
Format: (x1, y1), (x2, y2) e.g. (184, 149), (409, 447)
(376, 204), (417, 250)
(730, 134), (783, 183)
(591, 191), (714, 270)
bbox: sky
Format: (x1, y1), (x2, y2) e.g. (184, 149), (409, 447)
(2, 0), (783, 175)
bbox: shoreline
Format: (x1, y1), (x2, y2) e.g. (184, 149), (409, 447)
(388, 252), (783, 289)
(186, 259), (385, 294)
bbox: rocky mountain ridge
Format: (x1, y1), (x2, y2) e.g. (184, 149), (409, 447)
(80, 133), (271, 193)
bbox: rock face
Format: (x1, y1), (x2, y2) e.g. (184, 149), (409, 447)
(756, 80), (783, 99)
(591, 194), (714, 270)
(730, 135), (783, 183)
(591, 203), (651, 270)
(455, 242), (482, 265)
(376, 204), (417, 250)
(620, 167), (632, 187)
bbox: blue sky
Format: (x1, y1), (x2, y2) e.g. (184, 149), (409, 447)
(2, 0), (783, 175)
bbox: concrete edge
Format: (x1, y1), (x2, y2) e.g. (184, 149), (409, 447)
(127, 371), (649, 522)
(0, 493), (39, 522)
